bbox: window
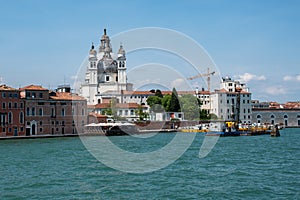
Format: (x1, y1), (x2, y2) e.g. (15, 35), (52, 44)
(31, 108), (35, 116)
(51, 108), (55, 117)
(39, 108), (43, 116)
(26, 92), (30, 98)
(105, 76), (110, 82)
(82, 108), (84, 115)
(14, 103), (18, 108)
(26, 107), (30, 116)
(130, 110), (134, 115)
(298, 120), (300, 126)
(20, 102), (23, 108)
(257, 115), (261, 119)
(61, 108), (65, 116)
(271, 115), (275, 118)
(20, 127), (24, 132)
(14, 93), (18, 98)
(125, 110), (128, 116)
(62, 121), (65, 126)
(19, 112), (24, 124)
(8, 112), (12, 124)
(2, 92), (6, 98)
(32, 92), (36, 98)
(40, 128), (43, 133)
(8, 102), (12, 109)
(2, 102), (5, 109)
(284, 115), (288, 118)
(40, 121), (42, 126)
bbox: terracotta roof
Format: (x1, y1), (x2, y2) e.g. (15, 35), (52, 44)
(88, 112), (107, 118)
(196, 90), (210, 95)
(20, 85), (48, 91)
(122, 91), (153, 95)
(50, 92), (86, 101)
(283, 102), (300, 109)
(122, 90), (197, 96)
(94, 103), (145, 109)
(0, 84), (17, 91)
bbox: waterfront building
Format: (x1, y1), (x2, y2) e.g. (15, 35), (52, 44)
(80, 29), (133, 105)
(20, 84), (87, 135)
(252, 101), (300, 127)
(0, 85), (25, 136)
(210, 77), (252, 124)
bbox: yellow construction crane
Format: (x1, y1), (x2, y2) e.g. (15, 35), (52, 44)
(187, 68), (215, 91)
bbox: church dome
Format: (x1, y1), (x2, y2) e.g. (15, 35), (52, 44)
(118, 44), (125, 55)
(89, 43), (97, 57)
(98, 59), (118, 73)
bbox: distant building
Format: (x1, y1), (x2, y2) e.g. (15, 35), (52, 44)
(0, 85), (25, 136)
(80, 29), (133, 105)
(0, 84), (87, 137)
(252, 101), (300, 127)
(210, 77), (252, 124)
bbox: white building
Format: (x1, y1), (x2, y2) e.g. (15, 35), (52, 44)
(210, 77), (252, 124)
(80, 29), (133, 105)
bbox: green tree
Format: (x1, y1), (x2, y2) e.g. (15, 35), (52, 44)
(155, 89), (163, 98)
(146, 96), (162, 107)
(180, 94), (200, 120)
(135, 106), (149, 121)
(162, 94), (171, 111)
(169, 88), (181, 112)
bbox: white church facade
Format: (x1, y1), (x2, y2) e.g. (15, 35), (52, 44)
(80, 29), (133, 105)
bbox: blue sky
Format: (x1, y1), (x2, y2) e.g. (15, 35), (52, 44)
(0, 0), (299, 103)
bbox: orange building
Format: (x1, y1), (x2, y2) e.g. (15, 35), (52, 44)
(19, 85), (87, 136)
(0, 85), (25, 136)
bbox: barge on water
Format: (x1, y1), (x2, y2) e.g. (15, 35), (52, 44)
(205, 121), (280, 137)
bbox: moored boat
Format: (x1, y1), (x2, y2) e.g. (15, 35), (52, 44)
(84, 122), (139, 136)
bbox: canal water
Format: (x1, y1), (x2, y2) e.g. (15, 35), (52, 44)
(0, 128), (299, 199)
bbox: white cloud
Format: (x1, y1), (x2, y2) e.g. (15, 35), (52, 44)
(265, 86), (286, 95)
(171, 78), (185, 89)
(283, 75), (293, 81)
(235, 72), (266, 83)
(283, 74), (300, 82)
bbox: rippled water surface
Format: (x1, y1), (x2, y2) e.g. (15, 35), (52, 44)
(0, 129), (299, 199)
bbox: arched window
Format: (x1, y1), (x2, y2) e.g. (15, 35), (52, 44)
(19, 112), (24, 124)
(8, 112), (12, 124)
(257, 115), (261, 119)
(26, 107), (30, 116)
(39, 108), (43, 116)
(31, 107), (35, 116)
(270, 114), (275, 118)
(284, 114), (288, 118)
(61, 108), (65, 116)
